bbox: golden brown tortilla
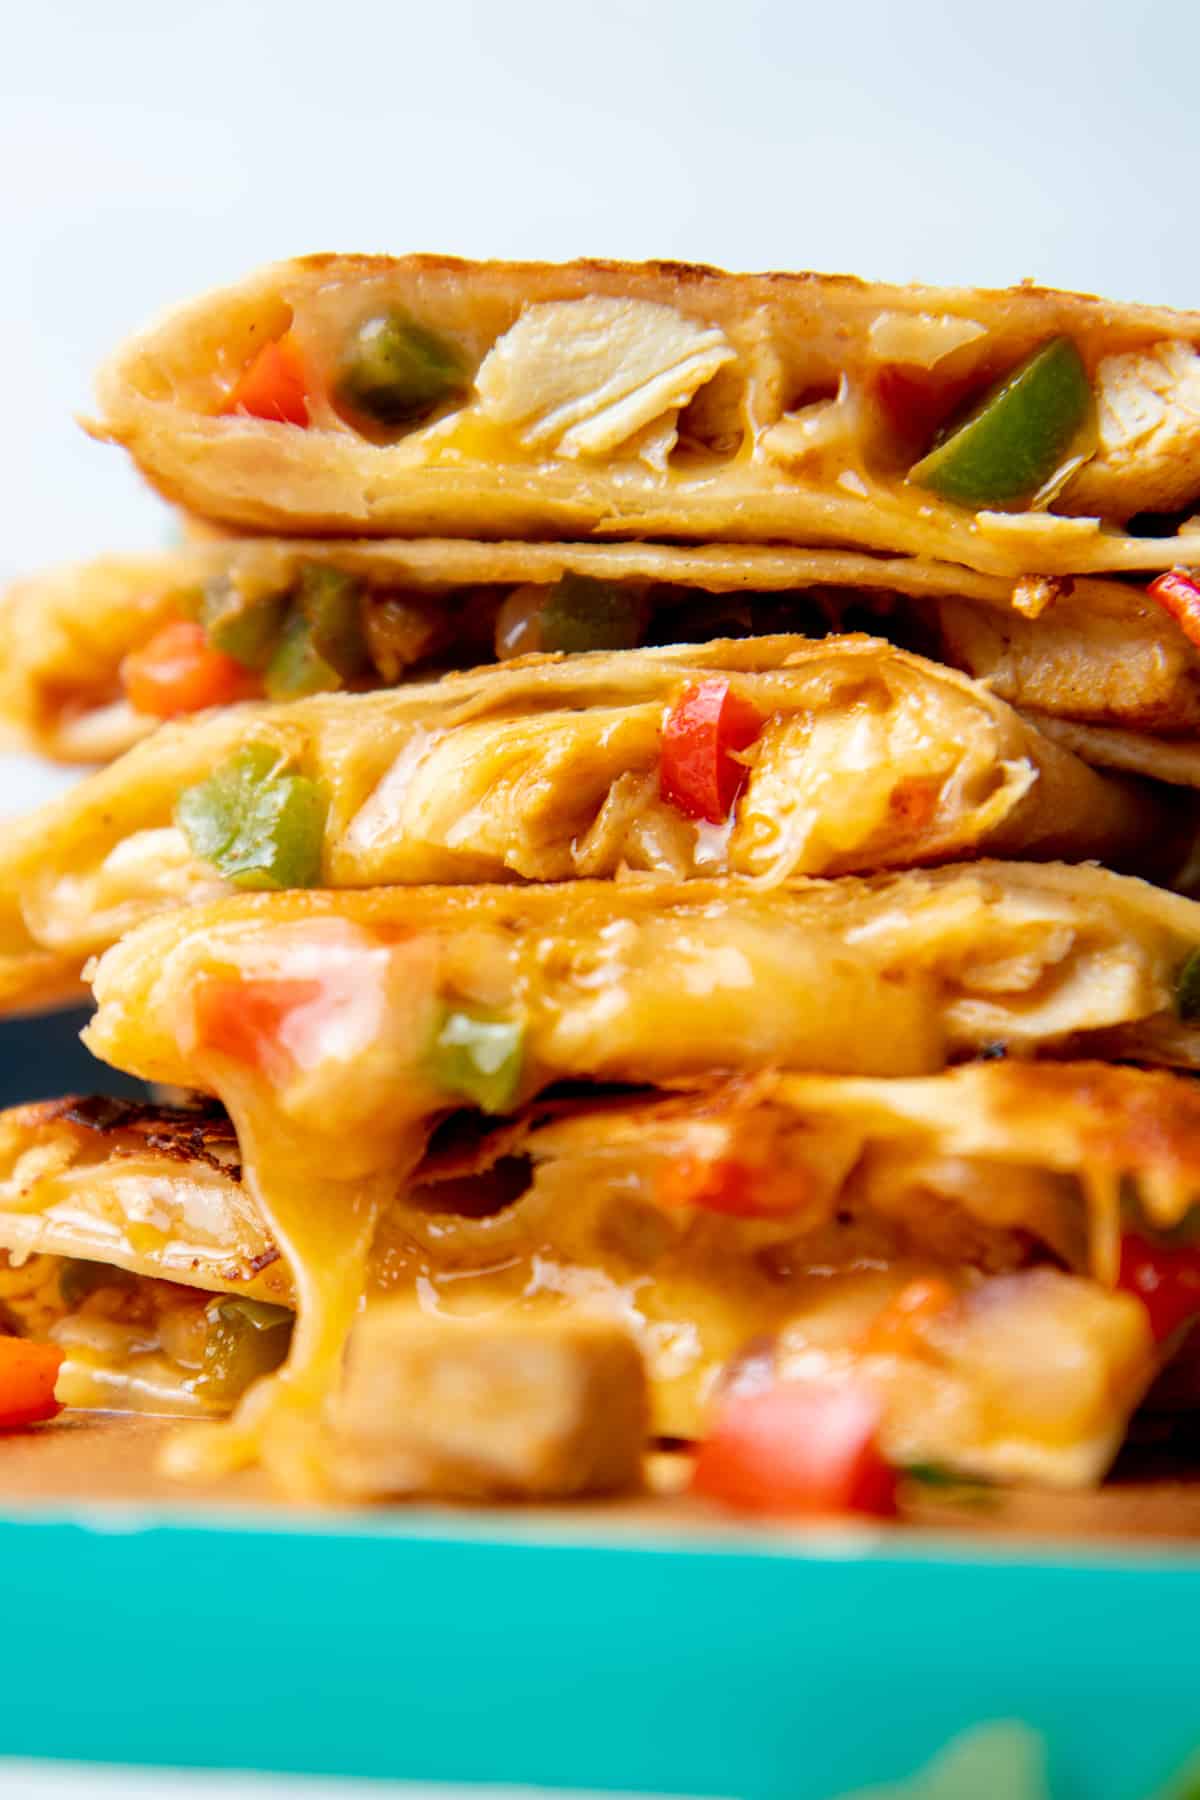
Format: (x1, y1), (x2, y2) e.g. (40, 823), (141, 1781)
(91, 254), (1200, 575)
(84, 864), (1200, 1094)
(0, 635), (1169, 1017)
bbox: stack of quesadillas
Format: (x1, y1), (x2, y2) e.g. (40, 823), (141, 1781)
(5, 256), (1200, 1508)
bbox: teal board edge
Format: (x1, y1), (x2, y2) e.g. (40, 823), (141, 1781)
(3, 1505), (1200, 1800)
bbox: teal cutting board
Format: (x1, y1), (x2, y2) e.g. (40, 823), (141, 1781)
(1, 1499), (1199, 1799)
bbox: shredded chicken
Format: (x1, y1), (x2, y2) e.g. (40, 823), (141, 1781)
(1066, 339), (1200, 518)
(472, 297), (735, 463)
(758, 377), (863, 467)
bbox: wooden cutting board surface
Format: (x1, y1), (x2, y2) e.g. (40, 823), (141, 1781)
(2, 1412), (1200, 1548)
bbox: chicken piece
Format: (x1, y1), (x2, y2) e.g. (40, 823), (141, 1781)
(863, 1269), (1151, 1488)
(758, 377), (863, 467)
(1065, 339), (1200, 519)
(329, 1308), (647, 1500)
(472, 297), (735, 463)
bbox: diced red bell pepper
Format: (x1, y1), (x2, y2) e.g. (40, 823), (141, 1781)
(859, 1277), (956, 1358)
(191, 974), (327, 1086)
(691, 1377), (896, 1517)
(1147, 569), (1200, 652)
(121, 621), (263, 719)
(660, 678), (763, 824)
(224, 333), (310, 427)
(0, 1339), (64, 1429)
(874, 366), (947, 449)
(889, 776), (940, 833)
(657, 1154), (800, 1219)
(1118, 1233), (1200, 1344)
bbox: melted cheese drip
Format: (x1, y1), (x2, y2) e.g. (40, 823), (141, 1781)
(6, 1045), (1186, 1488)
(158, 1125), (403, 1493)
(159, 921), (445, 1492)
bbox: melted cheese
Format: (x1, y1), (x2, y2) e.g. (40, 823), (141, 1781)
(77, 870), (1200, 1489)
(160, 922), (444, 1489)
(5, 1054), (1187, 1486)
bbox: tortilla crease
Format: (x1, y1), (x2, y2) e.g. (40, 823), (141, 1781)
(0, 635), (1175, 1019)
(7, 538), (1200, 763)
(6, 1061), (1199, 1485)
(91, 254), (1200, 577)
(1031, 715), (1200, 793)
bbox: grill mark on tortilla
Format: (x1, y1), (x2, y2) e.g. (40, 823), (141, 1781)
(59, 1096), (242, 1178)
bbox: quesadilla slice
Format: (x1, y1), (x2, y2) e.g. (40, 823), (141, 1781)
(0, 1098), (288, 1418)
(8, 1059), (1200, 1488)
(7, 538), (1200, 764)
(0, 636), (1167, 1016)
(77, 866), (1200, 1481)
(91, 255), (1200, 578)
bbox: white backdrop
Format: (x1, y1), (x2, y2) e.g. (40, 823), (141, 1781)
(3, 0), (1200, 804)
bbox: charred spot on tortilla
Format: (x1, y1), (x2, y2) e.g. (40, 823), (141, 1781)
(61, 1095), (241, 1177)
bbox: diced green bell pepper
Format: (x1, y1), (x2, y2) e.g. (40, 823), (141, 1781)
(296, 563), (370, 679)
(335, 311), (468, 430)
(263, 566), (370, 699)
(1177, 949), (1200, 1021)
(202, 575), (290, 670)
(264, 613), (343, 700)
(192, 1295), (293, 1405)
(166, 584), (207, 623)
(58, 1259), (134, 1309)
(537, 576), (644, 654)
(176, 742), (326, 889)
(429, 1006), (525, 1114)
(907, 337), (1093, 508)
(900, 1462), (997, 1506)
